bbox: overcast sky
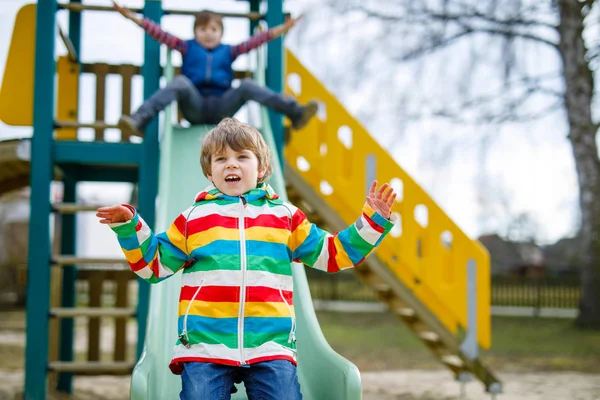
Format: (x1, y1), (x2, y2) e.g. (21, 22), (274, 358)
(0, 0), (580, 257)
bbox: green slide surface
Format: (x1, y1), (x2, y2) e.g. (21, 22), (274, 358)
(129, 50), (362, 400)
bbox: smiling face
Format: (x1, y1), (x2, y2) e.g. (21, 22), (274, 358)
(200, 118), (273, 193)
(207, 146), (267, 197)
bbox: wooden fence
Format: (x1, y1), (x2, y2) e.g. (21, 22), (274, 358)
(306, 271), (581, 310)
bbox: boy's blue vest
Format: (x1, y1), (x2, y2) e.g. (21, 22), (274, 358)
(182, 40), (233, 96)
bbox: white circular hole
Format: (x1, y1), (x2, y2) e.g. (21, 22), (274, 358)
(414, 204), (428, 228)
(390, 212), (402, 238)
(320, 143), (327, 156)
(286, 73), (302, 95)
(337, 126), (353, 149)
(389, 178), (403, 202)
(441, 231), (453, 249)
(317, 101), (327, 121)
(320, 180), (333, 196)
(296, 156), (310, 172)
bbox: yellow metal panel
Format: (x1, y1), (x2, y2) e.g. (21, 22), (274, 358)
(284, 49), (491, 349)
(56, 56), (79, 140)
(0, 4), (36, 126)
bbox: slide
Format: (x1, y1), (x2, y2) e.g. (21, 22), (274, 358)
(129, 50), (362, 400)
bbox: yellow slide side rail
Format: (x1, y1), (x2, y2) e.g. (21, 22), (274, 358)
(0, 4), (36, 126)
(0, 4), (79, 140)
(284, 50), (490, 349)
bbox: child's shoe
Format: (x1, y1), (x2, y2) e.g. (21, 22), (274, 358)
(291, 100), (319, 130)
(118, 115), (142, 136)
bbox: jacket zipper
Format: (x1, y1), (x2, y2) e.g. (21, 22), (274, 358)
(205, 52), (212, 84)
(179, 280), (203, 348)
(238, 196), (248, 364)
(279, 281), (296, 344)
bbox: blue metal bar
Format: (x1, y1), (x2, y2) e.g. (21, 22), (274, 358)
(68, 0), (82, 54)
(249, 0), (260, 34)
(54, 141), (142, 164)
(136, 0), (163, 358)
(266, 0), (284, 168)
(56, 176), (77, 393)
(24, 0), (58, 398)
(56, 3), (82, 391)
(59, 165), (139, 183)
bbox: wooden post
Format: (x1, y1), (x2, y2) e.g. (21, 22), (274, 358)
(93, 63), (109, 141)
(114, 271), (130, 361)
(87, 271), (104, 361)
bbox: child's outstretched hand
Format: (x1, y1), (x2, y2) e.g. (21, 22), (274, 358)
(272, 15), (303, 37)
(96, 205), (134, 224)
(113, 1), (142, 25)
(366, 181), (397, 219)
(283, 15), (303, 33)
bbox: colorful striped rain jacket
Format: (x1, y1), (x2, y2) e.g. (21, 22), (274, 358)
(110, 182), (394, 374)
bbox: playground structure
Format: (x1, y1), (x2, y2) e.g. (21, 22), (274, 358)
(0, 1), (502, 399)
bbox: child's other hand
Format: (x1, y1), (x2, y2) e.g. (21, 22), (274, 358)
(366, 180), (397, 219)
(96, 205), (134, 224)
(282, 15), (303, 33)
(273, 15), (302, 37)
(112, 1), (140, 24)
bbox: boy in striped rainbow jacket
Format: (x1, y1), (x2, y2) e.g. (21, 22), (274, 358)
(97, 118), (397, 399)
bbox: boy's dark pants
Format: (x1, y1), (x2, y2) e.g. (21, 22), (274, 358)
(132, 75), (304, 127)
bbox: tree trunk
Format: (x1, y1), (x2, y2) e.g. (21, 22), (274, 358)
(557, 0), (600, 329)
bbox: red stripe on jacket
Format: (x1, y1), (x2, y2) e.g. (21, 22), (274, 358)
(363, 213), (385, 233)
(185, 213), (290, 236)
(179, 285), (293, 304)
(186, 214), (238, 234)
(326, 235), (341, 273)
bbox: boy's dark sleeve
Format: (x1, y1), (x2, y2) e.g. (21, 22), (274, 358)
(230, 29), (275, 60)
(141, 17), (188, 54)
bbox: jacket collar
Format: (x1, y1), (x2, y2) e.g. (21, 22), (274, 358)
(194, 182), (279, 203)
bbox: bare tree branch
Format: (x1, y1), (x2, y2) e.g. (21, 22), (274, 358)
(344, 3), (558, 30)
(455, 26), (559, 48)
(420, 98), (563, 125)
(389, 26), (558, 64)
(581, 0), (596, 16)
(389, 30), (476, 62)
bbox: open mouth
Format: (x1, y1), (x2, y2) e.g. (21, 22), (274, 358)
(225, 175), (241, 183)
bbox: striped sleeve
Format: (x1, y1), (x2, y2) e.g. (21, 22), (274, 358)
(109, 205), (192, 283)
(230, 29), (274, 60)
(290, 203), (394, 273)
(141, 17), (188, 54)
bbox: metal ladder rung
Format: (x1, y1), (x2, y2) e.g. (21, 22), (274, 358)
(50, 307), (136, 318)
(372, 282), (392, 292)
(396, 307), (416, 319)
(418, 331), (441, 344)
(53, 256), (128, 266)
(48, 361), (135, 374)
(54, 120), (119, 130)
(441, 355), (464, 369)
(440, 354), (464, 379)
(53, 202), (104, 213)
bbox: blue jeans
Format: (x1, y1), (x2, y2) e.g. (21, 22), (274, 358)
(133, 76), (304, 128)
(180, 360), (302, 400)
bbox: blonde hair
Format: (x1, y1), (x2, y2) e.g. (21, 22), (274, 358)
(200, 118), (272, 184)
